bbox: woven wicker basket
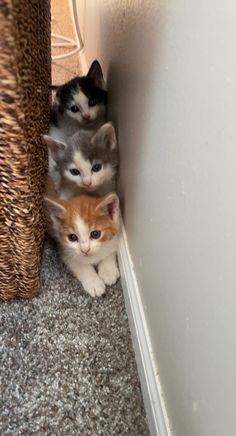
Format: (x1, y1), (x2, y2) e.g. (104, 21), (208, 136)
(0, 0), (51, 299)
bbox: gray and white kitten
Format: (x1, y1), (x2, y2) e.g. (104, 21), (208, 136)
(43, 123), (119, 200)
(49, 60), (107, 143)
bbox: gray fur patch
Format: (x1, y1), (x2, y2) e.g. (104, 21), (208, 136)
(56, 129), (119, 175)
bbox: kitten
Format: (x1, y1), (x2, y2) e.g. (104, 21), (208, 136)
(49, 60), (107, 142)
(43, 122), (119, 199)
(45, 192), (120, 298)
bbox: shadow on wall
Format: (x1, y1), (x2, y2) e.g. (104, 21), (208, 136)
(102, 3), (162, 218)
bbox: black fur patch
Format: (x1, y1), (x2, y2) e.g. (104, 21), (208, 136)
(55, 76), (107, 114)
(50, 106), (58, 126)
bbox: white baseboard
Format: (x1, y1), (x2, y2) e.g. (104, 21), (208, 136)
(118, 222), (171, 436)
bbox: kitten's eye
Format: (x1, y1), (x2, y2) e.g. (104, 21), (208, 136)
(68, 233), (78, 242)
(88, 97), (96, 107)
(70, 168), (80, 176)
(92, 163), (102, 172)
(70, 105), (79, 113)
(90, 230), (101, 239)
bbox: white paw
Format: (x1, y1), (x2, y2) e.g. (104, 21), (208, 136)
(83, 276), (106, 298)
(98, 263), (120, 286)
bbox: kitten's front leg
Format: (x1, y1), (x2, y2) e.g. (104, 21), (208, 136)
(98, 253), (120, 286)
(69, 262), (105, 298)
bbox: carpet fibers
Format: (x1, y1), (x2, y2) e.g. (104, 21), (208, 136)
(0, 237), (149, 435)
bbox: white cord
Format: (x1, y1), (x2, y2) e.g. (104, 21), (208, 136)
(51, 0), (84, 61)
(52, 33), (77, 48)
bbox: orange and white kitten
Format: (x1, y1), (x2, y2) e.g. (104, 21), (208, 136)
(45, 191), (120, 297)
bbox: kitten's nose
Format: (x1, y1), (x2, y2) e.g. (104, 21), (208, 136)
(82, 178), (92, 187)
(82, 113), (91, 121)
(81, 246), (90, 255)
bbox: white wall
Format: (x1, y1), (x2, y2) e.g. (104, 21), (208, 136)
(79, 1), (236, 434)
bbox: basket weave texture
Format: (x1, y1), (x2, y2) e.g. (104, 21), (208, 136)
(0, 0), (51, 299)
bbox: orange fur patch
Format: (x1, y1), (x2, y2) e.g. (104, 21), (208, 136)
(47, 194), (119, 242)
(46, 175), (58, 199)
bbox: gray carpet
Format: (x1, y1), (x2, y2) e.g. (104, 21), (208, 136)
(0, 237), (149, 436)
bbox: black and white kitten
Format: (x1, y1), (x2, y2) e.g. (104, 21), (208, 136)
(43, 123), (118, 200)
(49, 60), (108, 142)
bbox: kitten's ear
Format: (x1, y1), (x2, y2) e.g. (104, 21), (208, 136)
(42, 134), (67, 160)
(87, 60), (105, 89)
(96, 192), (120, 223)
(91, 123), (117, 151)
(44, 197), (66, 219)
